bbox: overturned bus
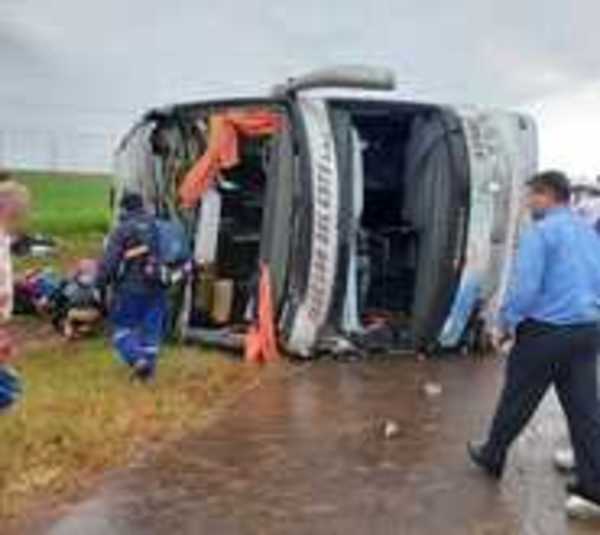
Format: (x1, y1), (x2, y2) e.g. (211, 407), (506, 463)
(113, 67), (538, 358)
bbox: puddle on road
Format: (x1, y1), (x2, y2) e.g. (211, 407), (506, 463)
(17, 356), (600, 535)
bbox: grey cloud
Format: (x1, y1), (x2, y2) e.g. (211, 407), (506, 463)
(2, 0), (600, 125)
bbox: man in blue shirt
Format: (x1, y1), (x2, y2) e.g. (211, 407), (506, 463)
(468, 171), (600, 518)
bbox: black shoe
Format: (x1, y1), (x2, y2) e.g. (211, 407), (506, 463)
(566, 480), (600, 502)
(467, 441), (504, 479)
(130, 359), (154, 383)
(566, 489), (600, 519)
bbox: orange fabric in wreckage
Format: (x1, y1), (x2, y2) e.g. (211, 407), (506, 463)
(179, 109), (282, 208)
(245, 263), (280, 363)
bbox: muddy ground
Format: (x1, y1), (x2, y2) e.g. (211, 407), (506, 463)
(10, 355), (600, 535)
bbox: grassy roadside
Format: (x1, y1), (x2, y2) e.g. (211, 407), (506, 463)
(14, 171), (111, 272)
(16, 171), (111, 237)
(0, 172), (259, 519)
(0, 343), (256, 517)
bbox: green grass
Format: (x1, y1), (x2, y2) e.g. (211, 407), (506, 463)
(0, 341), (256, 517)
(0, 171), (259, 520)
(15, 171), (111, 237)
(13, 171), (112, 272)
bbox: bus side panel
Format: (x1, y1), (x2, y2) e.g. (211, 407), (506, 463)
(439, 109), (538, 348)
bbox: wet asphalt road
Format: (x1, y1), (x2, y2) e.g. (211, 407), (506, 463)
(19, 356), (600, 535)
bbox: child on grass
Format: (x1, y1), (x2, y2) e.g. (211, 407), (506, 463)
(0, 181), (31, 411)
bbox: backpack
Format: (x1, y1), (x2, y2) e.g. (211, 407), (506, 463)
(121, 218), (191, 287)
(155, 219), (190, 265)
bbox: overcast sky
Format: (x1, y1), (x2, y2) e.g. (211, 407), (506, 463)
(1, 0), (600, 175)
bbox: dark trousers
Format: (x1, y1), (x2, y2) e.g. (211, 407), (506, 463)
(483, 320), (600, 493)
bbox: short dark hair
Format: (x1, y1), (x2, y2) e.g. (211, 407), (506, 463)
(527, 170), (571, 203)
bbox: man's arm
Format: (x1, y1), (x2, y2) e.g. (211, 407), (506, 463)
(96, 227), (125, 289)
(499, 226), (546, 332)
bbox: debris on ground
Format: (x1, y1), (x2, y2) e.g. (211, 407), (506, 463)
(11, 233), (57, 258)
(382, 418), (401, 439)
(423, 381), (443, 398)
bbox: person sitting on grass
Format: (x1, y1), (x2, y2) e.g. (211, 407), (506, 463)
(0, 181), (31, 411)
(51, 259), (104, 340)
(96, 192), (167, 382)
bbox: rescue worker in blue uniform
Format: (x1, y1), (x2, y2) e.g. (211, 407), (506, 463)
(468, 171), (600, 519)
(96, 192), (167, 381)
